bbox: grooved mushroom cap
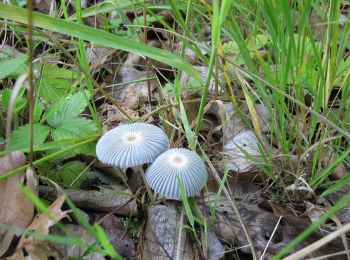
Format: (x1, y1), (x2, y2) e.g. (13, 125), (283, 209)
(96, 123), (169, 168)
(145, 148), (208, 200)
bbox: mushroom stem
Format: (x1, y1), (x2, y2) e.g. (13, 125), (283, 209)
(139, 167), (155, 203)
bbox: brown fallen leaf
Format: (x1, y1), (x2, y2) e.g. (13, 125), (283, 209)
(7, 195), (69, 259)
(98, 214), (136, 258)
(99, 103), (139, 130)
(0, 152), (36, 256)
(112, 56), (158, 109)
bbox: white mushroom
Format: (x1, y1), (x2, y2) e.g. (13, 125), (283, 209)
(96, 123), (169, 169)
(96, 123), (169, 202)
(145, 148), (208, 200)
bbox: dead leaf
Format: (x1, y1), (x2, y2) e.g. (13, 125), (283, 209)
(204, 193), (345, 258)
(98, 214), (136, 258)
(52, 224), (104, 260)
(0, 152), (36, 256)
(7, 241), (60, 260)
(326, 184), (350, 223)
(222, 129), (262, 173)
(87, 48), (114, 74)
(112, 53), (159, 109)
(204, 193), (280, 257)
(8, 195), (68, 259)
(201, 229), (225, 260)
(143, 202), (198, 260)
(180, 66), (225, 95)
(100, 103), (138, 129)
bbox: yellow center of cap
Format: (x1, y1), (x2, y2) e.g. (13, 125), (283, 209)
(122, 132), (142, 144)
(168, 153), (188, 167)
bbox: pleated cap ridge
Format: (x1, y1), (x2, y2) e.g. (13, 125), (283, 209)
(96, 123), (169, 168)
(145, 148), (208, 200)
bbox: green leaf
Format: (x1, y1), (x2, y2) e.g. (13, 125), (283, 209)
(38, 64), (78, 102)
(34, 102), (44, 123)
(0, 3), (200, 81)
(10, 124), (51, 151)
(0, 54), (27, 79)
(51, 117), (97, 140)
(1, 88), (27, 112)
(133, 14), (160, 26)
(247, 34), (269, 50)
(47, 91), (90, 127)
(51, 161), (89, 188)
(50, 117), (97, 155)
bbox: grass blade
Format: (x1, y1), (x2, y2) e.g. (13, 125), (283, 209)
(0, 3), (200, 81)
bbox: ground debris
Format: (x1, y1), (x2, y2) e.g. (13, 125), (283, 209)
(39, 186), (138, 217)
(53, 214), (136, 259)
(143, 202), (198, 260)
(0, 152), (36, 257)
(7, 196), (67, 259)
(327, 184), (350, 223)
(201, 229), (225, 260)
(223, 129), (262, 173)
(204, 193), (347, 258)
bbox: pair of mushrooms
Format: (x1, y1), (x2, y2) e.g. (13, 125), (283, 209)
(96, 123), (208, 200)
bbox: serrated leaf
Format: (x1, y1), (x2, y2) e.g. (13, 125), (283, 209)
(51, 117), (97, 155)
(10, 124), (51, 151)
(34, 102), (44, 123)
(0, 54), (27, 79)
(38, 65), (78, 102)
(51, 117), (97, 139)
(38, 79), (72, 102)
(41, 64), (77, 79)
(49, 161), (88, 188)
(46, 91), (90, 127)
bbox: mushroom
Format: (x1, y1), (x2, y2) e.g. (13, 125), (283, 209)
(145, 148), (208, 200)
(96, 123), (169, 201)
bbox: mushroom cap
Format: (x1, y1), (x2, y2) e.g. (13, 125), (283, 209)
(145, 148), (208, 200)
(96, 123), (169, 168)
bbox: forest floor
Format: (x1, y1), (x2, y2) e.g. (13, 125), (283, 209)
(0, 0), (350, 259)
